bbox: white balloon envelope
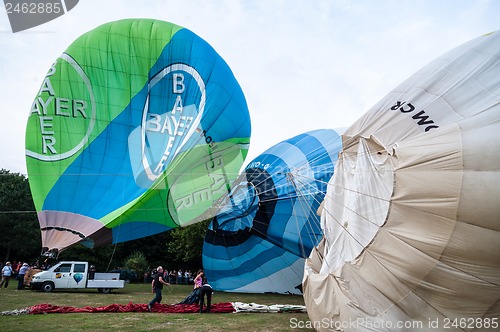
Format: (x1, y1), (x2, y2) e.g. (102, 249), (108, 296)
(303, 31), (500, 331)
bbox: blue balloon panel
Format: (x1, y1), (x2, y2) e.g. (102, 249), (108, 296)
(203, 129), (342, 294)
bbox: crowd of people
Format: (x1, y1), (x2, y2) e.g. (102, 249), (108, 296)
(0, 260), (32, 290)
(144, 268), (195, 285)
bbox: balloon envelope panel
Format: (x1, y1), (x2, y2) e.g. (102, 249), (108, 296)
(303, 31), (500, 329)
(25, 19), (251, 251)
(203, 129), (342, 294)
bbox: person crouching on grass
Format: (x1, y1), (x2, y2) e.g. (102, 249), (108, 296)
(148, 266), (170, 312)
(199, 282), (213, 313)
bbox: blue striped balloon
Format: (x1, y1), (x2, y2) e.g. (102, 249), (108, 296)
(202, 129), (342, 294)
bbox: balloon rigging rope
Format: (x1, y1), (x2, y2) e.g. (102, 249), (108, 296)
(288, 172), (388, 265)
(215, 140), (390, 255)
(317, 199), (370, 264)
(103, 242), (118, 272)
(287, 175), (326, 258)
(208, 135), (341, 259)
(102, 176), (123, 272)
(248, 143), (391, 207)
(287, 178), (315, 258)
(306, 157), (404, 275)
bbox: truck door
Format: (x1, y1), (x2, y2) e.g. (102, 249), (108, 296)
(67, 263), (87, 289)
(52, 263), (73, 288)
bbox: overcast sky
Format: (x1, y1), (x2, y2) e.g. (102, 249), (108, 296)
(1, 0), (499, 175)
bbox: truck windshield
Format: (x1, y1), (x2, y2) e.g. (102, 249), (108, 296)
(54, 264), (72, 273)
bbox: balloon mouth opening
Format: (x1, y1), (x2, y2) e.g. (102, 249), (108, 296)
(322, 136), (394, 271)
(216, 182), (259, 232)
(41, 247), (59, 258)
(38, 211), (106, 252)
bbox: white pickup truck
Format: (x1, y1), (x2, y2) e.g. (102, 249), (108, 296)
(30, 261), (125, 293)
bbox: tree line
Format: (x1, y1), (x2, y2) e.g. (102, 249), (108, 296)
(0, 169), (209, 276)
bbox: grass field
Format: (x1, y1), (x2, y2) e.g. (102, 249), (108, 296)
(0, 283), (315, 331)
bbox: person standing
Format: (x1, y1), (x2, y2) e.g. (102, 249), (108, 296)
(0, 262), (13, 289)
(193, 269), (203, 289)
(178, 269), (204, 304)
(177, 270), (183, 284)
(17, 262), (29, 290)
(148, 266), (170, 312)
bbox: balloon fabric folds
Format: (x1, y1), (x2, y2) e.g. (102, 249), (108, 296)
(303, 31), (500, 330)
(25, 19), (251, 252)
(203, 129), (342, 294)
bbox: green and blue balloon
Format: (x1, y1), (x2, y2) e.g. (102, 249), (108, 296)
(26, 19), (251, 252)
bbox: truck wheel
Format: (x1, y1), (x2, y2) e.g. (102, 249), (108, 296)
(41, 281), (54, 292)
(98, 288), (111, 294)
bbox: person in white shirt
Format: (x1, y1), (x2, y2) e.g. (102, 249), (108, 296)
(0, 262), (13, 289)
(17, 262), (30, 290)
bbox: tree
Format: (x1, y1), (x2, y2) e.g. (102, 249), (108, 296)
(166, 220), (210, 268)
(123, 251), (149, 276)
(0, 169), (41, 263)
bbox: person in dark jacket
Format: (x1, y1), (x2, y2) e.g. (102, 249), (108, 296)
(148, 266), (170, 312)
(199, 282), (213, 313)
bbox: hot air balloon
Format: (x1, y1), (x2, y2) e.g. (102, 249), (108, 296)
(203, 129), (342, 294)
(25, 19), (251, 254)
(303, 31), (500, 330)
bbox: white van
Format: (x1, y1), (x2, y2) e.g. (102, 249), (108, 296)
(30, 261), (125, 293)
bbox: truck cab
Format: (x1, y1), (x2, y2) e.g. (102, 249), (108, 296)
(53, 261), (87, 290)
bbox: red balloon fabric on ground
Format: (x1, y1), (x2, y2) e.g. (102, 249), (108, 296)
(29, 302), (235, 314)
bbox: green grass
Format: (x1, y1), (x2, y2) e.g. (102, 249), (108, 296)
(0, 283), (315, 331)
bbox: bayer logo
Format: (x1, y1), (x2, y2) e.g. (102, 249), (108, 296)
(26, 53), (96, 162)
(132, 63), (206, 184)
